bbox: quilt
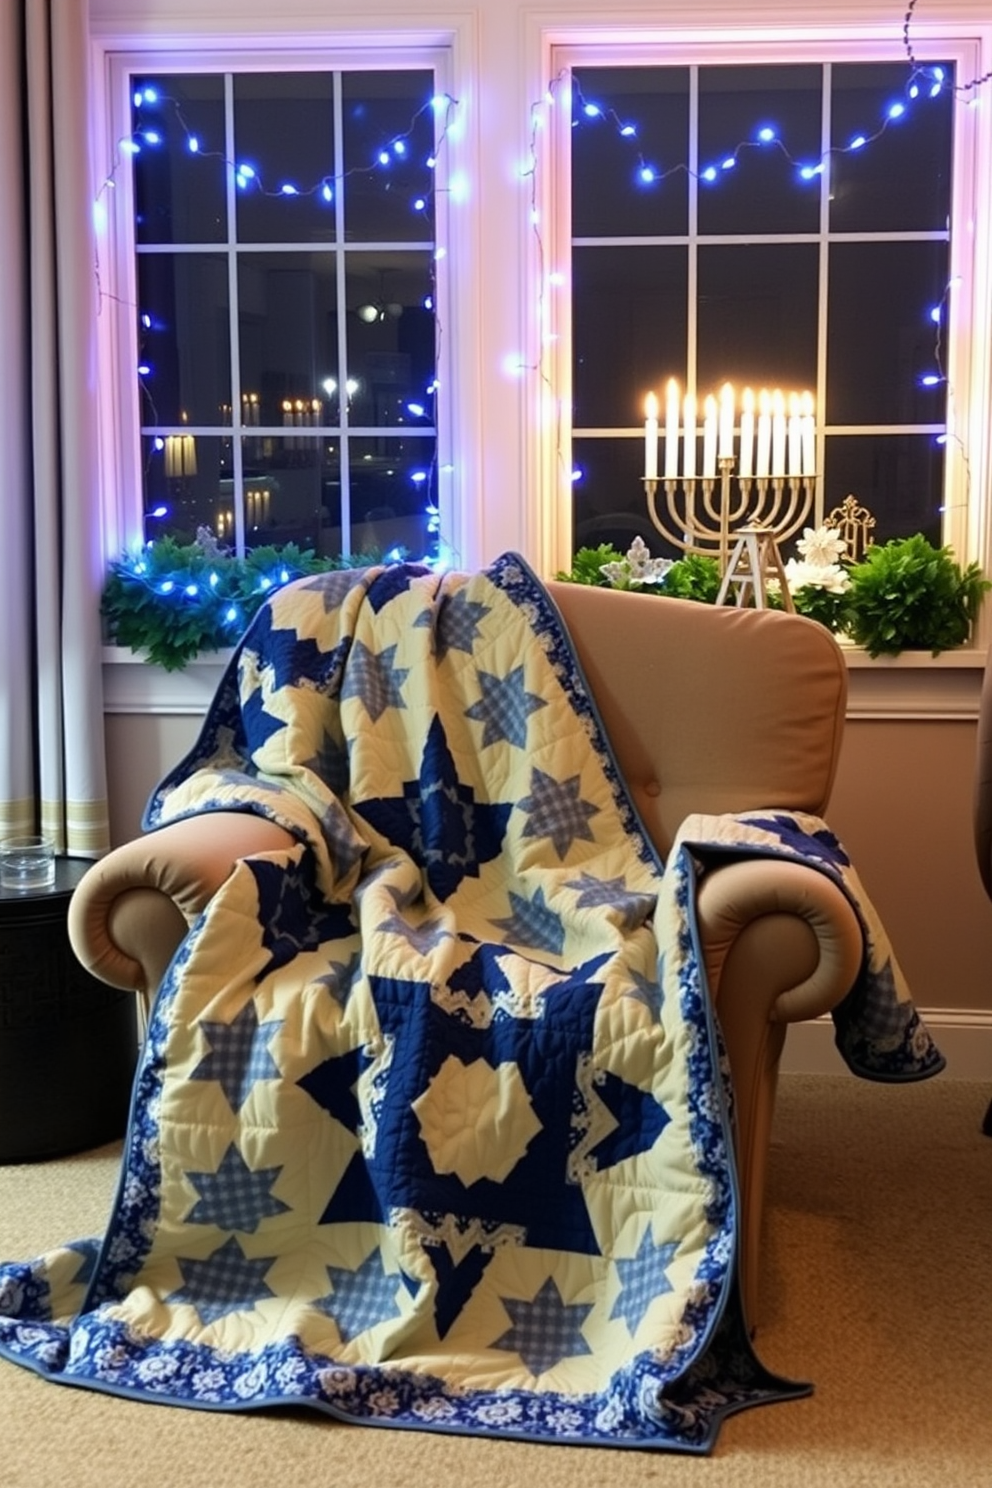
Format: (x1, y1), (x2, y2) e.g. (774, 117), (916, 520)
(0, 553), (943, 1453)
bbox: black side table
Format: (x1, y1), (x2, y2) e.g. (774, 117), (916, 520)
(0, 856), (139, 1162)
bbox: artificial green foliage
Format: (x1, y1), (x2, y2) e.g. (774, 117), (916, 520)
(557, 534), (988, 657)
(101, 537), (381, 670)
(660, 553), (722, 604)
(554, 544), (625, 585)
(843, 534), (990, 657)
(790, 584), (853, 634)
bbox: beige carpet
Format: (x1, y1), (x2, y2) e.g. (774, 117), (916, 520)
(1, 1072), (990, 1488)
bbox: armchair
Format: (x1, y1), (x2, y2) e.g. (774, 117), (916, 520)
(69, 581), (863, 1330)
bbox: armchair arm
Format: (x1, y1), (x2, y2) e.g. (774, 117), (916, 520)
(67, 812), (297, 996)
(694, 856), (864, 1330)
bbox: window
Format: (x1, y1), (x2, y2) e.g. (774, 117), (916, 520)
(105, 57), (451, 565)
(558, 48), (975, 567)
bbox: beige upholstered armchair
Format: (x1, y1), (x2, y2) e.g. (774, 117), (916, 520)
(68, 584), (864, 1330)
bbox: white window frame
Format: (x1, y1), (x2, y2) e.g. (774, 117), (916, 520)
(527, 18), (992, 631)
(89, 31), (481, 575)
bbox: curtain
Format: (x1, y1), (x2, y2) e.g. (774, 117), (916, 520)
(0, 0), (109, 856)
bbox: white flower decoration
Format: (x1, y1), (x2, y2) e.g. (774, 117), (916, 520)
(600, 537), (673, 589)
(796, 524), (847, 567)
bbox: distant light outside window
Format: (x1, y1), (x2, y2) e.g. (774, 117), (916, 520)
(569, 60), (953, 560)
(132, 69), (440, 563)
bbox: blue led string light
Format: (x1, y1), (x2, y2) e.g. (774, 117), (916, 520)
(527, 45), (959, 500)
(568, 62), (949, 196)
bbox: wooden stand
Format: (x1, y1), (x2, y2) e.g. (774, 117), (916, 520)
(716, 525), (795, 612)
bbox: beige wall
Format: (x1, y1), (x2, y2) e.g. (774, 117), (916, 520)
(828, 718), (992, 1013)
(104, 706), (992, 1016)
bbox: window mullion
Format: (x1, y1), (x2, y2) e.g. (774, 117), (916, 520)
(223, 72), (247, 557)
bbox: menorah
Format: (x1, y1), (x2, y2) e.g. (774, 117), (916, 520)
(642, 380), (817, 608)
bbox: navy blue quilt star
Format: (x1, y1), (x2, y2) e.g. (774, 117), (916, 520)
(366, 562), (433, 613)
(588, 1071), (670, 1168)
(310, 961), (610, 1254)
(189, 999), (283, 1113)
(247, 854), (356, 977)
(339, 640), (410, 722)
(167, 1236), (277, 1326)
(464, 666), (547, 749)
(184, 1143), (291, 1233)
(241, 683), (288, 754)
(243, 596), (350, 692)
(609, 1228), (678, 1335)
(518, 768), (600, 860)
(314, 1247), (406, 1341)
(492, 1277), (593, 1377)
(742, 814), (851, 870)
(297, 1044), (372, 1136)
(353, 714), (513, 902)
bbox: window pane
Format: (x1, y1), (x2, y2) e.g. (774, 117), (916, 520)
(143, 434), (227, 542)
(345, 252), (437, 428)
(697, 243), (818, 390)
(822, 433), (944, 544)
(137, 253), (231, 426)
(237, 252), (340, 429)
(571, 439), (670, 557)
(572, 246), (688, 428)
(698, 65), (822, 237)
(826, 240), (949, 425)
(132, 75), (227, 245)
(233, 74), (337, 245)
(237, 436), (340, 552)
(342, 71), (436, 242)
(571, 67), (689, 239)
(350, 434), (436, 558)
(829, 61), (953, 233)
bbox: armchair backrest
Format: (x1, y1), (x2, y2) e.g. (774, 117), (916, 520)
(547, 582), (848, 860)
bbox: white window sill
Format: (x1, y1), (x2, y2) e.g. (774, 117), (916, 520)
(102, 643), (988, 721)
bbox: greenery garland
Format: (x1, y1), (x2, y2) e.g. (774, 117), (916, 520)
(101, 535), (381, 670)
(101, 530), (989, 670)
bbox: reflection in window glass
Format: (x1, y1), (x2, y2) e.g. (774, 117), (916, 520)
(132, 76), (227, 246)
(571, 67), (689, 240)
(137, 254), (231, 428)
(572, 246), (688, 428)
(132, 67), (439, 562)
(826, 240), (950, 425)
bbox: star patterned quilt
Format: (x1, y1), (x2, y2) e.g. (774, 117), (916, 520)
(0, 553), (943, 1453)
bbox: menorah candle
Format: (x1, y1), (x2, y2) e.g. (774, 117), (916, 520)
(788, 393), (802, 476)
(801, 391), (816, 475)
(644, 392), (659, 480)
(739, 387), (755, 479)
(756, 390), (771, 477)
(664, 378), (680, 479)
(702, 395), (717, 478)
(683, 393), (697, 479)
(771, 390), (787, 477)
(718, 382), (735, 460)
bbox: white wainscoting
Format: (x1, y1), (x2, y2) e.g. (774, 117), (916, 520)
(782, 1009), (992, 1081)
